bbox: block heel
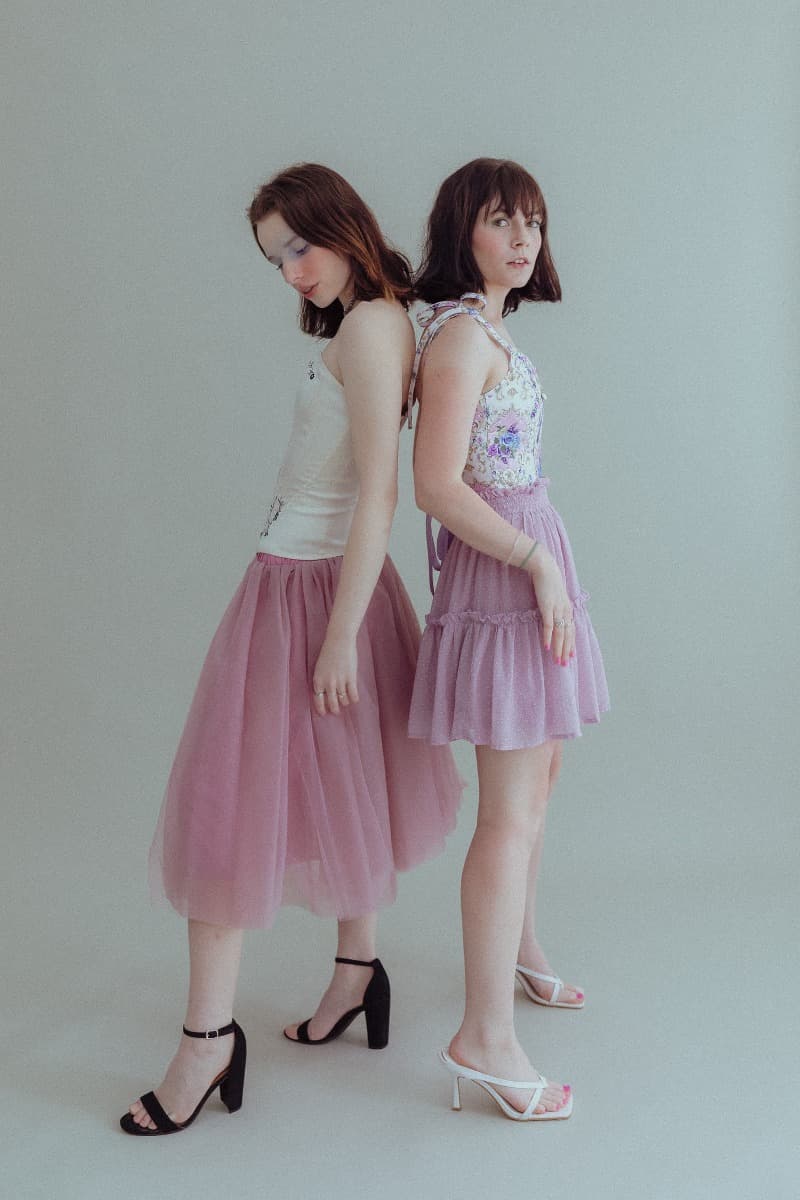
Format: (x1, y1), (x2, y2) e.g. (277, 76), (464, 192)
(120, 1020), (247, 1136)
(285, 956), (391, 1048)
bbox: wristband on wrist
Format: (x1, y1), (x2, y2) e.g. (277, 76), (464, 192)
(504, 530), (523, 566)
(517, 540), (539, 570)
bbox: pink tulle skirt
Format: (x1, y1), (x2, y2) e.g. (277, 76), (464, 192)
(408, 480), (610, 750)
(149, 553), (463, 929)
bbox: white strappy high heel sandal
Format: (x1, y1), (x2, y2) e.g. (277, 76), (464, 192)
(438, 1049), (573, 1122)
(515, 964), (585, 1009)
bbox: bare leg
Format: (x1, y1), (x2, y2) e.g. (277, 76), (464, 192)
(284, 913), (378, 1041)
(448, 742), (569, 1115)
(127, 920), (244, 1130)
(517, 743), (584, 1004)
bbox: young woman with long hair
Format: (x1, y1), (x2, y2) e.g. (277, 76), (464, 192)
(120, 163), (462, 1136)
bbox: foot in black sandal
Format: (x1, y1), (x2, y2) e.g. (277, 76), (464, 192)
(120, 1021), (247, 1136)
(284, 957), (390, 1049)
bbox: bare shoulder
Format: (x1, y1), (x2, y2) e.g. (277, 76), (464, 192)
(341, 297), (413, 338)
(338, 298), (415, 364)
(424, 311), (493, 373)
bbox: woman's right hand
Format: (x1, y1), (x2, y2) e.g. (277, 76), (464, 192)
(527, 548), (575, 665)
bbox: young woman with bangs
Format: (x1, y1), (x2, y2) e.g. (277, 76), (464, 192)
(120, 163), (462, 1136)
(407, 158), (609, 1122)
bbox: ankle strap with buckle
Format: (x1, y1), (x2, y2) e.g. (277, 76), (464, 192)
(182, 1021), (236, 1039)
(334, 956), (376, 968)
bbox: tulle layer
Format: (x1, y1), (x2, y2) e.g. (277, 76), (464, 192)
(408, 480), (610, 750)
(149, 554), (464, 928)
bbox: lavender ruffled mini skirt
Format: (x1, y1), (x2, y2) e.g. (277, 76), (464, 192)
(408, 479), (609, 750)
(149, 553), (463, 929)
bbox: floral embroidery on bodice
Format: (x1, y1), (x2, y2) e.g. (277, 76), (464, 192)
(466, 349), (543, 487)
(407, 293), (545, 489)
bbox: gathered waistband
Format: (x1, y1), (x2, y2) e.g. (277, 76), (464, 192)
(470, 477), (551, 511)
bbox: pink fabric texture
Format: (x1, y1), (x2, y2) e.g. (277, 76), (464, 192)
(149, 553), (464, 929)
(408, 480), (610, 750)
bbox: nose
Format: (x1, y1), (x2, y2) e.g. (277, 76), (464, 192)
(511, 220), (530, 246)
(283, 261), (303, 286)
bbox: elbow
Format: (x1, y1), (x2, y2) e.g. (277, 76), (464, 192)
(414, 475), (442, 516)
(414, 479), (431, 513)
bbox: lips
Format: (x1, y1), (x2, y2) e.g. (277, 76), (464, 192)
(508, 259), (530, 266)
(299, 284), (318, 298)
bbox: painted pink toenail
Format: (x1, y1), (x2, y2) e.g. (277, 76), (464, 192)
(564, 1084), (571, 1092)
(576, 991), (584, 1000)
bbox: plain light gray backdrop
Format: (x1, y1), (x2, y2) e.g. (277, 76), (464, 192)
(3, 2), (798, 1197)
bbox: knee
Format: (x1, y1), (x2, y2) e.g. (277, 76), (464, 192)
(475, 809), (542, 856)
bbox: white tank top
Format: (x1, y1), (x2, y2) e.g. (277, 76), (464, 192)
(257, 353), (358, 558)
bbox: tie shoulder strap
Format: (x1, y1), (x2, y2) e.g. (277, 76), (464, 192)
(405, 293), (513, 428)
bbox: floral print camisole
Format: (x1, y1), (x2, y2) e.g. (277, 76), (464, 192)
(407, 292), (545, 489)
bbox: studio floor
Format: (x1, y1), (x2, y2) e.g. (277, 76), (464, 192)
(6, 729), (797, 1200)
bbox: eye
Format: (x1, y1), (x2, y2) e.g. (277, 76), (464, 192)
(527, 217), (542, 229)
(492, 217), (509, 227)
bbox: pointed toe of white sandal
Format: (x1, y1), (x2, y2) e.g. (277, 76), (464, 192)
(515, 965), (585, 1009)
(438, 1049), (573, 1122)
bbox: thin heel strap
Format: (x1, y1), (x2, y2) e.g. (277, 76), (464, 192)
(335, 956), (377, 968)
(182, 1021), (236, 1039)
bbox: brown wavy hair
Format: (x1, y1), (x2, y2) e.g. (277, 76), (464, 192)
(247, 163), (412, 338)
(414, 158), (562, 315)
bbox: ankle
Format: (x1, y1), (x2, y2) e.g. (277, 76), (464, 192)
(451, 1026), (518, 1059)
(516, 937), (542, 965)
(182, 1018), (235, 1041)
(335, 948), (377, 965)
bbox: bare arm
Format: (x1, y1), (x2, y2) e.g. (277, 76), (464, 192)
(413, 317), (576, 663)
(311, 300), (413, 715)
(413, 317), (524, 560)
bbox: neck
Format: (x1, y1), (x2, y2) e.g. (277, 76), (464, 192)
(340, 283), (357, 315)
(481, 283), (509, 324)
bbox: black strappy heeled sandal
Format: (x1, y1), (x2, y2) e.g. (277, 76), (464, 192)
(119, 1020), (247, 1136)
(284, 957), (390, 1049)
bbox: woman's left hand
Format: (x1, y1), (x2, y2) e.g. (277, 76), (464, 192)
(311, 633), (359, 716)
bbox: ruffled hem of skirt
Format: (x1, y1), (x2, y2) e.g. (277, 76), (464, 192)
(409, 594), (609, 750)
(408, 481), (610, 750)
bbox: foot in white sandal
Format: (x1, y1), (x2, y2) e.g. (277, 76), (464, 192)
(439, 1049), (572, 1122)
(515, 964), (585, 1008)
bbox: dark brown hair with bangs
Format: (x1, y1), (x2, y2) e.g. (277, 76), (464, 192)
(248, 163), (412, 338)
(414, 158), (561, 314)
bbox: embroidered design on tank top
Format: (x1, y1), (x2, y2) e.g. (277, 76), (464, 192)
(258, 353), (355, 548)
(259, 493), (286, 538)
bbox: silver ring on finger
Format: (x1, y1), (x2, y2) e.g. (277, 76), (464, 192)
(554, 618), (567, 628)
(314, 689), (325, 697)
(336, 691), (346, 699)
